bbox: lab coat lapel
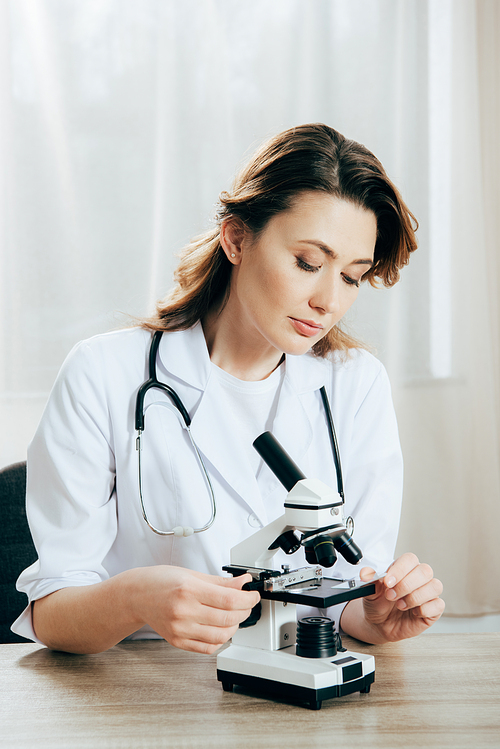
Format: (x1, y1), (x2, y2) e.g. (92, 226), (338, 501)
(157, 324), (267, 522)
(189, 378), (268, 523)
(254, 353), (331, 502)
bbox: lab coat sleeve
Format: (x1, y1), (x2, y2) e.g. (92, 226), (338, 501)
(12, 340), (118, 642)
(343, 357), (403, 573)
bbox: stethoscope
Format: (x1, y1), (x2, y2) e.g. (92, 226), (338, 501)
(135, 330), (345, 538)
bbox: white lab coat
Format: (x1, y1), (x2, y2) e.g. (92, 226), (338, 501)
(13, 323), (403, 642)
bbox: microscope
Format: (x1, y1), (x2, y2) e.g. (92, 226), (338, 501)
(216, 431), (377, 710)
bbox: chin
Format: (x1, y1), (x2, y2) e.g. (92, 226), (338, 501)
(279, 336), (320, 357)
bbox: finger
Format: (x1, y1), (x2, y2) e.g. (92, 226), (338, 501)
(215, 573), (254, 590)
(178, 639), (230, 655)
(188, 620), (241, 643)
(169, 623), (241, 654)
(359, 567), (377, 582)
(194, 577), (260, 612)
(384, 552), (420, 589)
(170, 638), (220, 655)
(196, 601), (256, 629)
(392, 578), (444, 611)
(166, 601), (247, 646)
(410, 596), (446, 623)
(189, 571), (259, 597)
(188, 570), (251, 587)
(385, 563), (435, 602)
(359, 567), (384, 600)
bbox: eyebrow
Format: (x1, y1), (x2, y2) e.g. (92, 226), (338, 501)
(297, 240), (374, 267)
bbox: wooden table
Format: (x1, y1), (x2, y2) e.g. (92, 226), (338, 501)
(1, 633), (499, 748)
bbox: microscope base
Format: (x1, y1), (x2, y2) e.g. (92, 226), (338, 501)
(217, 643), (375, 710)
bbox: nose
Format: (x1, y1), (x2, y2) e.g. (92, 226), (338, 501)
(309, 274), (342, 316)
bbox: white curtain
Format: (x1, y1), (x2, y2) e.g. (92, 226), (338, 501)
(0, 0), (498, 616)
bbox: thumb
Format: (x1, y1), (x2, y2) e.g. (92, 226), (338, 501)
(359, 567), (385, 601)
(215, 573), (254, 590)
(360, 566), (377, 582)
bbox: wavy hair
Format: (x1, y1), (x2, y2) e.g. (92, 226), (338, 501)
(143, 123), (417, 355)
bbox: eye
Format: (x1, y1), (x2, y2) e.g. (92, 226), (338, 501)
(342, 274), (360, 288)
(296, 257), (321, 273)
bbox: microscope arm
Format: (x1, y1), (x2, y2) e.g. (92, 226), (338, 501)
(230, 515), (291, 568)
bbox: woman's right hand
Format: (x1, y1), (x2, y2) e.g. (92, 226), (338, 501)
(32, 566), (260, 655)
(130, 566), (260, 654)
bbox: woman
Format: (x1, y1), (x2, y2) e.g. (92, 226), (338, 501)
(13, 124), (445, 653)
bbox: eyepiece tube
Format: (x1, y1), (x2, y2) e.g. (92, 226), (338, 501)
(253, 432), (306, 492)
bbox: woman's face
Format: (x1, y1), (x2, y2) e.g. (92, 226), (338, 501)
(224, 191), (377, 358)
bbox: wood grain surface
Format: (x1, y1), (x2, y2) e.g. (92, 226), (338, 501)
(1, 633), (499, 748)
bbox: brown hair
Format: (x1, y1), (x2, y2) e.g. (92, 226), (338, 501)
(143, 123), (417, 355)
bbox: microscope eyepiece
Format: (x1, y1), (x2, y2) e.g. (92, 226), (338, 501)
(253, 432), (305, 491)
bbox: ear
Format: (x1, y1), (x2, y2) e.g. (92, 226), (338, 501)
(220, 218), (247, 265)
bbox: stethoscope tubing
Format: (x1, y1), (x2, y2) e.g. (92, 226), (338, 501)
(135, 331), (216, 536)
(136, 422), (216, 536)
(135, 331), (191, 431)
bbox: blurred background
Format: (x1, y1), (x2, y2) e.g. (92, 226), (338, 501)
(0, 0), (499, 628)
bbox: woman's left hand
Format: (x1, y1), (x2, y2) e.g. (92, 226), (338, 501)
(341, 552), (445, 643)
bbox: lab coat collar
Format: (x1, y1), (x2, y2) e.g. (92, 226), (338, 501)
(157, 322), (211, 392)
(156, 324), (331, 524)
(282, 350), (330, 395)
(157, 321), (331, 396)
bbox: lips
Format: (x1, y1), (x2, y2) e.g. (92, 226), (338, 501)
(288, 317), (324, 337)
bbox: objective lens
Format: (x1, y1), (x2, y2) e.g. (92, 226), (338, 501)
(310, 535), (337, 568)
(269, 530), (301, 555)
(304, 541), (317, 565)
(333, 531), (363, 565)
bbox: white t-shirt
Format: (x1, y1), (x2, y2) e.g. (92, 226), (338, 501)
(210, 362), (284, 478)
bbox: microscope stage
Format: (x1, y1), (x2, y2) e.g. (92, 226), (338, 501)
(260, 576), (376, 607)
(223, 566), (377, 607)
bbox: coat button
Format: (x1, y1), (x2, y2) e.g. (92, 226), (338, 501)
(247, 513), (261, 528)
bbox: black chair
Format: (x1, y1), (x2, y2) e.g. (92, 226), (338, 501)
(0, 461), (38, 642)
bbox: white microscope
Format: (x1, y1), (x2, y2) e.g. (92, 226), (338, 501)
(216, 431), (376, 710)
